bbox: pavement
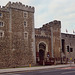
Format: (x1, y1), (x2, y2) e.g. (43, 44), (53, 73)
(0, 63), (75, 74)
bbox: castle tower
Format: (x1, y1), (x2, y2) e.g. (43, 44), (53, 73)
(0, 2), (36, 68)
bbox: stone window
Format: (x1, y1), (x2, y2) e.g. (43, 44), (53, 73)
(24, 32), (28, 39)
(0, 31), (4, 37)
(0, 22), (4, 27)
(23, 12), (28, 18)
(0, 13), (2, 17)
(24, 21), (27, 27)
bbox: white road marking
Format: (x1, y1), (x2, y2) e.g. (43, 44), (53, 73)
(0, 73), (21, 75)
(62, 71), (75, 74)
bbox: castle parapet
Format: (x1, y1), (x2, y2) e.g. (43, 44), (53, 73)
(41, 20), (61, 28)
(5, 1), (35, 13)
(0, 5), (9, 12)
(50, 20), (61, 28)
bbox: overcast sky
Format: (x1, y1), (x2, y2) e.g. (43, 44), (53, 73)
(0, 0), (75, 34)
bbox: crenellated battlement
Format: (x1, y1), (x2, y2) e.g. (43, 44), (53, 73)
(35, 20), (61, 32)
(52, 20), (61, 26)
(42, 20), (61, 28)
(0, 5), (9, 12)
(5, 1), (35, 12)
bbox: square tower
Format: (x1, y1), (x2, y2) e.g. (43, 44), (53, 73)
(0, 2), (36, 68)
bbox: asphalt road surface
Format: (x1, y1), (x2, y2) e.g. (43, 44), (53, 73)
(1, 67), (75, 75)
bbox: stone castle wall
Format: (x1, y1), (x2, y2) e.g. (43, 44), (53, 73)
(61, 33), (75, 60)
(35, 20), (61, 61)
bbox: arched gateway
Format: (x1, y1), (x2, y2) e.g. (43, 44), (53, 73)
(39, 43), (46, 61)
(38, 42), (46, 65)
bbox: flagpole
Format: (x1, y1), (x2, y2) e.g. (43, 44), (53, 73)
(66, 29), (68, 33)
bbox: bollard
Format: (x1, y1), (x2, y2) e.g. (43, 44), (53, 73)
(29, 64), (31, 67)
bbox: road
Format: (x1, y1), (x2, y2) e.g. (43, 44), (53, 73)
(1, 67), (75, 75)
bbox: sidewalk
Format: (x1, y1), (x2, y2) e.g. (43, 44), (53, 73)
(0, 63), (75, 74)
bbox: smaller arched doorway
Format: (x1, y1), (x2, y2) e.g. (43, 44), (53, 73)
(39, 49), (44, 60)
(39, 42), (46, 65)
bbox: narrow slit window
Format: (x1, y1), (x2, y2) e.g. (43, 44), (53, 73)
(0, 31), (4, 37)
(0, 13), (2, 17)
(25, 33), (27, 37)
(23, 12), (28, 18)
(0, 22), (4, 27)
(24, 32), (28, 39)
(24, 21), (27, 27)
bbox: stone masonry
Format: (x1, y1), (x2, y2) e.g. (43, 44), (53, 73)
(0, 2), (36, 68)
(35, 20), (61, 64)
(61, 33), (75, 61)
(0, 1), (75, 68)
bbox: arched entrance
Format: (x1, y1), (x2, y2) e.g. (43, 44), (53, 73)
(39, 49), (44, 60)
(39, 43), (46, 65)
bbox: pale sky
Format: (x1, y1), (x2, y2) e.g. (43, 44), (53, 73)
(0, 0), (75, 34)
